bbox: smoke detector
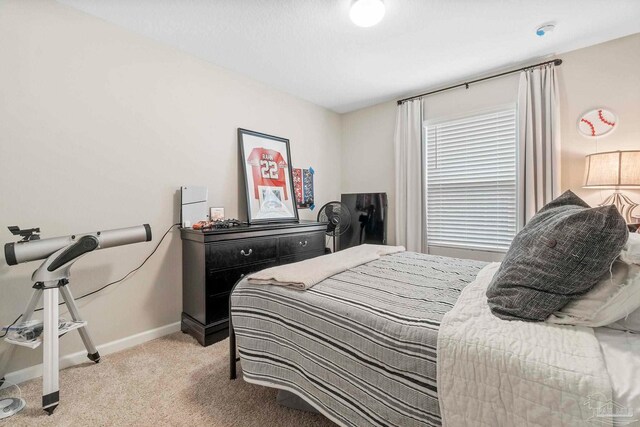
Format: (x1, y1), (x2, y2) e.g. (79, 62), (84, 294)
(536, 23), (556, 37)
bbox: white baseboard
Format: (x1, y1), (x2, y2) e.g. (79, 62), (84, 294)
(3, 321), (181, 386)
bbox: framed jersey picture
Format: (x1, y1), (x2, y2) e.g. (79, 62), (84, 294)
(238, 128), (299, 224)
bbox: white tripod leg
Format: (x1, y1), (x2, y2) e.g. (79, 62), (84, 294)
(59, 284), (100, 362)
(0, 289), (43, 387)
(42, 283), (59, 415)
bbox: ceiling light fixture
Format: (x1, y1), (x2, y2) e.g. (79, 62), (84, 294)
(349, 0), (386, 28)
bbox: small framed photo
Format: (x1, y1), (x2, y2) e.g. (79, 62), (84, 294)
(210, 207), (225, 221)
(238, 128), (299, 224)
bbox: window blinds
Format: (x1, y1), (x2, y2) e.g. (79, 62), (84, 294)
(426, 108), (517, 251)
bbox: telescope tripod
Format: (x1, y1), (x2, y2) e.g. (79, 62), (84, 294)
(1, 225), (151, 418)
(0, 278), (100, 415)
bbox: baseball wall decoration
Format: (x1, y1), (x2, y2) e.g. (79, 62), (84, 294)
(578, 108), (617, 138)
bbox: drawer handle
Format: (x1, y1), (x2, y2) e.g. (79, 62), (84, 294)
(299, 240), (308, 247)
(240, 249), (253, 257)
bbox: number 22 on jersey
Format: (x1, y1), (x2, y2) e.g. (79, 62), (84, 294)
(260, 160), (278, 179)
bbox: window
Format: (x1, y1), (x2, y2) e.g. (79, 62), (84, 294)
(425, 107), (517, 252)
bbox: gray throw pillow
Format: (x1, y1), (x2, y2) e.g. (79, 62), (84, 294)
(486, 190), (628, 321)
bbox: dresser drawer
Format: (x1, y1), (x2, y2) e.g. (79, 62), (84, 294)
(207, 261), (276, 296)
(278, 232), (325, 257)
(279, 250), (325, 265)
(207, 237), (277, 269)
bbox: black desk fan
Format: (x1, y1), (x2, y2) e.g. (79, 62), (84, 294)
(317, 201), (351, 253)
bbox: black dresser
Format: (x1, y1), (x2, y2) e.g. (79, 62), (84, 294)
(181, 221), (327, 346)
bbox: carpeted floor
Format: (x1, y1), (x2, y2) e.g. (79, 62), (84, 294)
(7, 332), (336, 426)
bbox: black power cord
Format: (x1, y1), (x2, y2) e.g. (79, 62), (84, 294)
(0, 223), (180, 338)
(0, 315), (21, 340)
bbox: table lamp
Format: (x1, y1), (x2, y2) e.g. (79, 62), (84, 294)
(583, 150), (640, 223)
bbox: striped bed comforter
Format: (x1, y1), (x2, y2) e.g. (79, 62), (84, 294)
(230, 252), (487, 427)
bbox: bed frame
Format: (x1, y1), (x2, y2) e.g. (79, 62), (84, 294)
(229, 277), (242, 380)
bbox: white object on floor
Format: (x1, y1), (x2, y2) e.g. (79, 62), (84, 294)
(437, 262), (613, 426)
(0, 397), (25, 420)
(594, 327), (640, 426)
(0, 381), (25, 420)
(247, 244), (404, 290)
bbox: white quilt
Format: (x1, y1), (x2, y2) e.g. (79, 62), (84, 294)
(437, 263), (614, 427)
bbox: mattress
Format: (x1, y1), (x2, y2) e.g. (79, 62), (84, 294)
(230, 252), (487, 427)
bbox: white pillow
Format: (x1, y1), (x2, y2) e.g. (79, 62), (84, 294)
(605, 233), (640, 332)
(620, 232), (640, 265)
(606, 307), (640, 333)
(546, 259), (640, 327)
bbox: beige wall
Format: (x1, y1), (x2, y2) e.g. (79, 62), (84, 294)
(558, 34), (640, 206)
(0, 0), (341, 374)
(341, 101), (398, 243)
(341, 33), (640, 259)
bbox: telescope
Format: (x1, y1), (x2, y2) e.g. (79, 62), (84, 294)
(1, 224), (152, 417)
(5, 224), (152, 267)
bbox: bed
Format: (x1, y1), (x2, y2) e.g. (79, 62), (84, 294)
(229, 251), (487, 427)
(230, 251), (640, 427)
(229, 191), (640, 426)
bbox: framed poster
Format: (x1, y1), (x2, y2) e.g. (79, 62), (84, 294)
(293, 167), (315, 209)
(238, 128), (299, 224)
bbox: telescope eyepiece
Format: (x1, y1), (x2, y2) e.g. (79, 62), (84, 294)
(8, 226), (41, 242)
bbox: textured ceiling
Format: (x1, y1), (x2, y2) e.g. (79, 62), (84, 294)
(57, 0), (640, 113)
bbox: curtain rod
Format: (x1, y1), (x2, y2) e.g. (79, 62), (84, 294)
(397, 58), (562, 105)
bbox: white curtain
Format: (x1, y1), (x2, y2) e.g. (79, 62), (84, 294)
(394, 99), (425, 252)
(517, 65), (561, 227)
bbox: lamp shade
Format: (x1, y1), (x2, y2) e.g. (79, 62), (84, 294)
(583, 150), (640, 189)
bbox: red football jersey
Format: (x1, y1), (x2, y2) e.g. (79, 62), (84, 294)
(247, 148), (289, 200)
